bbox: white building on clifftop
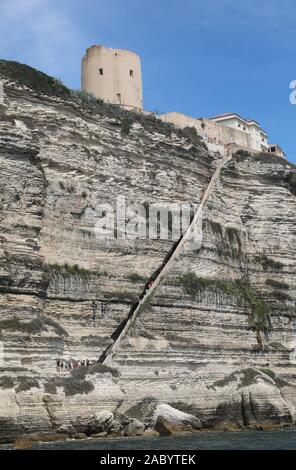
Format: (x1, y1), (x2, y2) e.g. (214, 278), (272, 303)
(210, 113), (269, 152)
(159, 111), (285, 158)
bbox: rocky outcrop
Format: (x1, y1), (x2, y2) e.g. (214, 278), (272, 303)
(124, 419), (145, 437)
(154, 404), (202, 435)
(0, 62), (296, 442)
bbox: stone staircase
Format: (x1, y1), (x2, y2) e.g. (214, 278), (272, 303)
(100, 154), (232, 366)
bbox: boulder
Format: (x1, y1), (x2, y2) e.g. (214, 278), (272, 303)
(124, 419), (145, 437)
(85, 410), (114, 436)
(155, 417), (179, 435)
(143, 428), (160, 438)
(73, 433), (87, 440)
(91, 431), (108, 438)
(108, 418), (124, 435)
(153, 404), (201, 435)
(56, 424), (76, 435)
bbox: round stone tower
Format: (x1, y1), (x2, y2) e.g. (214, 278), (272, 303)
(81, 45), (143, 111)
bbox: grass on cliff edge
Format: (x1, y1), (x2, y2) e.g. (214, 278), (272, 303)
(43, 263), (108, 281)
(179, 273), (270, 332)
(0, 59), (208, 150)
(0, 60), (72, 99)
(234, 149), (296, 169)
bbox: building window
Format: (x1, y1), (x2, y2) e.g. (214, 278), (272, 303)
(116, 93), (121, 103)
(99, 68), (104, 75)
(238, 123), (241, 127)
(130, 69), (134, 77)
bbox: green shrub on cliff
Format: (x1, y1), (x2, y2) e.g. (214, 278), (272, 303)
(179, 273), (270, 333)
(0, 376), (15, 389)
(273, 291), (291, 301)
(183, 126), (198, 139)
(209, 367), (290, 390)
(43, 263), (108, 284)
(73, 89), (103, 112)
(256, 255), (284, 271)
(87, 362), (120, 377)
(265, 279), (290, 290)
(236, 281), (270, 332)
(210, 368), (260, 389)
(16, 377), (40, 392)
(61, 376), (94, 397)
(287, 172), (296, 196)
(121, 118), (132, 136)
(179, 273), (241, 298)
(44, 382), (57, 394)
(127, 273), (146, 283)
(183, 126), (208, 149)
(0, 315), (67, 337)
(69, 362), (120, 381)
(44, 263), (92, 279)
(259, 368), (289, 388)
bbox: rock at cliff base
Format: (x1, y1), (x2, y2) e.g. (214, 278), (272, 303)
(124, 419), (145, 436)
(56, 424), (76, 435)
(84, 410), (114, 436)
(153, 404), (202, 435)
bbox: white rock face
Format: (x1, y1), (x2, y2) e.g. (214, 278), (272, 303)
(0, 74), (296, 441)
(0, 81), (4, 105)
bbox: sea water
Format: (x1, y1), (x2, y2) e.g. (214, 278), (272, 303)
(13, 429), (296, 450)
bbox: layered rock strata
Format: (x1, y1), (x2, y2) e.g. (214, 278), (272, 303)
(0, 64), (296, 441)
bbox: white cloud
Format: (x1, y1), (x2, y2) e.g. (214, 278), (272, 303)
(0, 0), (84, 81)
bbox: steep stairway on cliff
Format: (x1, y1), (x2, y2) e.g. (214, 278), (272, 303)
(99, 154), (232, 366)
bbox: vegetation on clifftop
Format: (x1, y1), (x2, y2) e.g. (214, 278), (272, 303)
(0, 59), (72, 99)
(0, 59), (210, 151)
(121, 118), (132, 136)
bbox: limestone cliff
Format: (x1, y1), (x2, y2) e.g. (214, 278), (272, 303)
(0, 61), (296, 442)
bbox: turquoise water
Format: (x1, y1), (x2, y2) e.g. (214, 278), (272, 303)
(24, 430), (296, 450)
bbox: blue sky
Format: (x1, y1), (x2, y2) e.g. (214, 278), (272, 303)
(0, 0), (295, 163)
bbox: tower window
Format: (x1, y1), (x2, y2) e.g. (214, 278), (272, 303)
(116, 93), (121, 103)
(130, 69), (134, 77)
(99, 68), (104, 75)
